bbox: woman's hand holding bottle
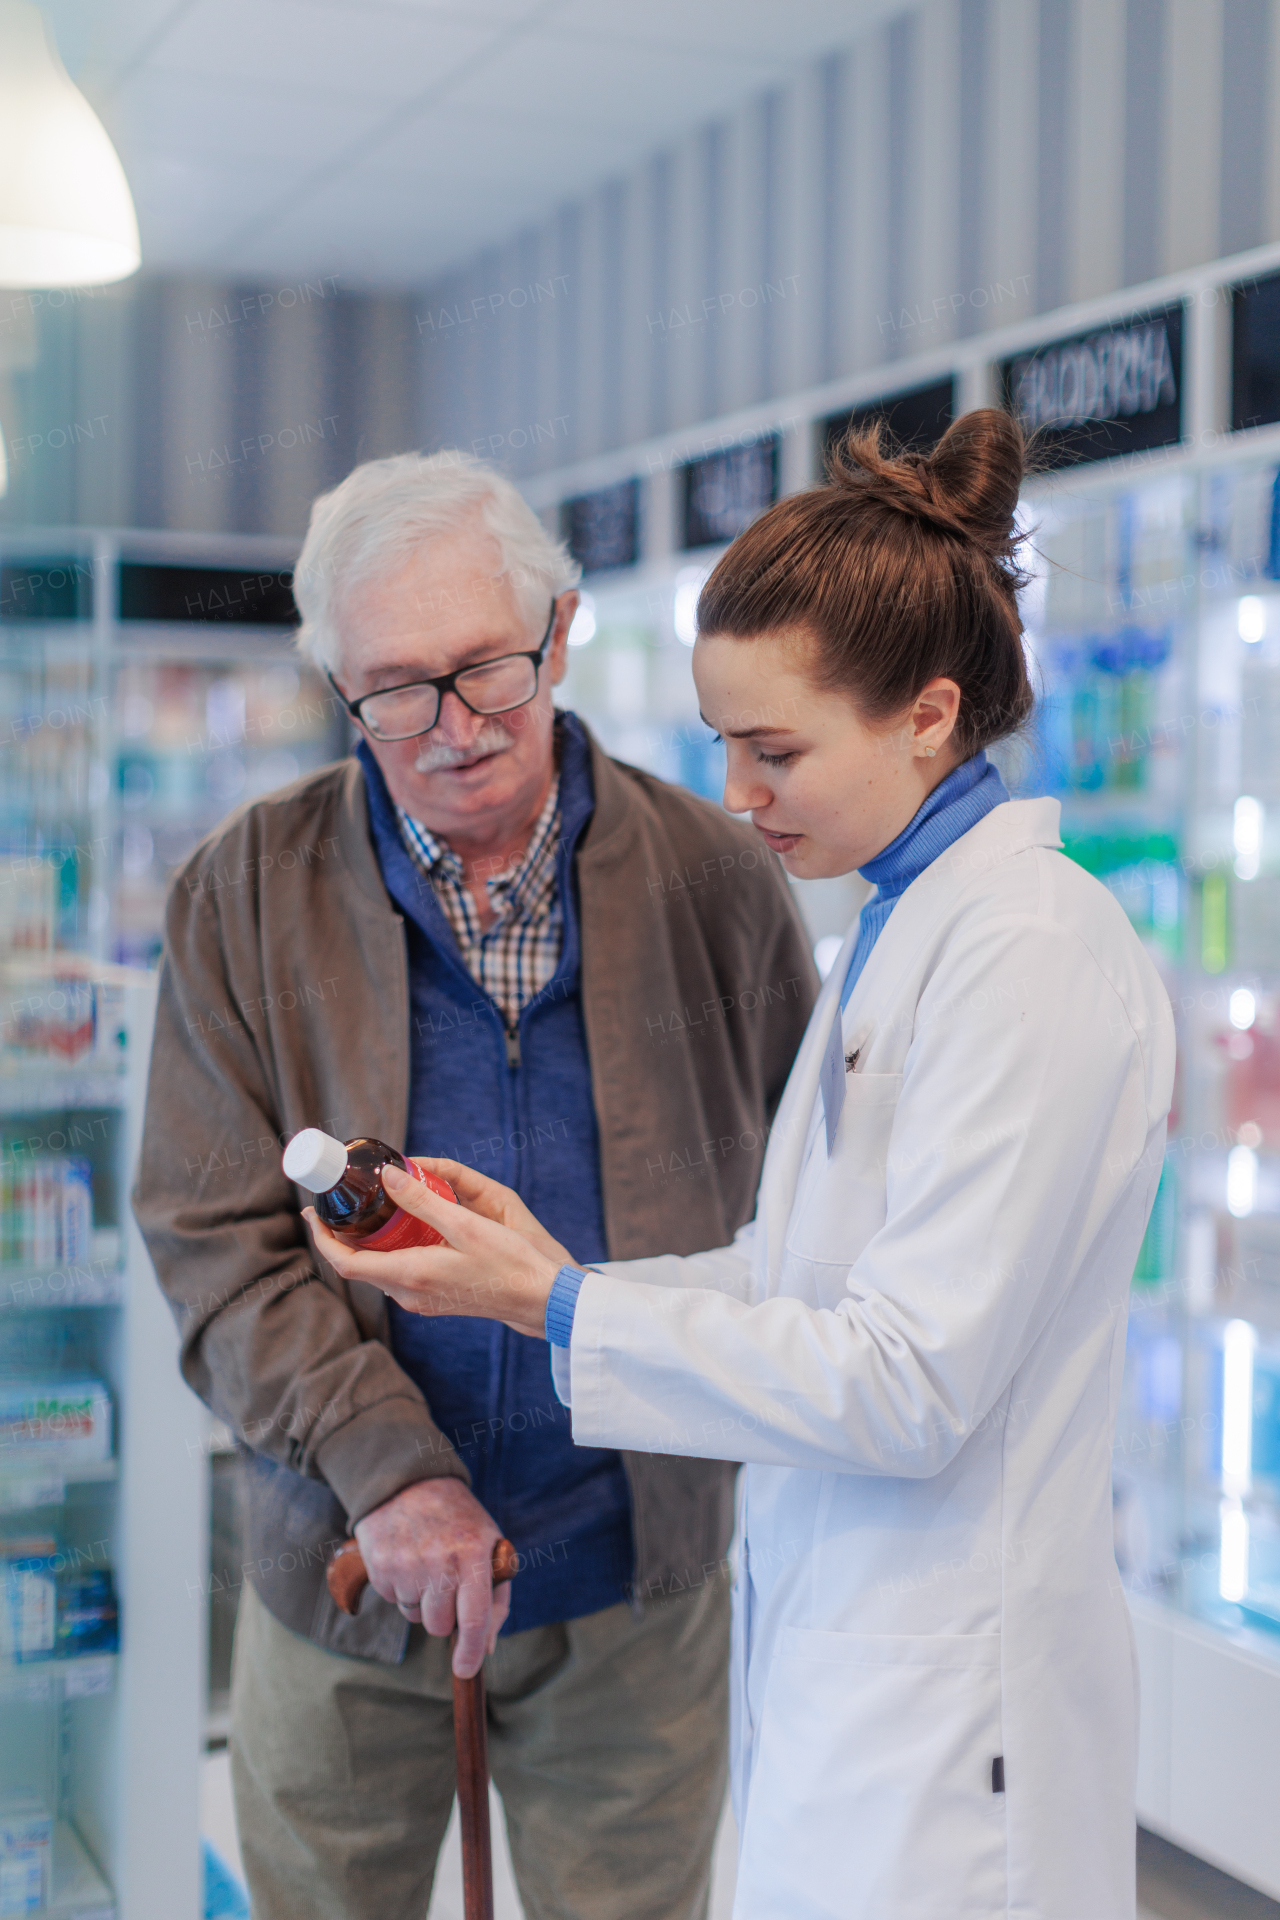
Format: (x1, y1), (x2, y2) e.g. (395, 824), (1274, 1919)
(304, 1157), (571, 1339)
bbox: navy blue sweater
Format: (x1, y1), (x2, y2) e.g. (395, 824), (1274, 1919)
(359, 720), (633, 1632)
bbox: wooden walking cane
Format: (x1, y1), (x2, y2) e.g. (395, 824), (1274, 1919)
(327, 1535), (519, 1920)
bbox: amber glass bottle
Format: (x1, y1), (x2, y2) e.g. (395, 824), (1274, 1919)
(282, 1130), (457, 1250)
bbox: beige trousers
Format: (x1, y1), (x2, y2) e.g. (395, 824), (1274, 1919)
(229, 1575), (730, 1920)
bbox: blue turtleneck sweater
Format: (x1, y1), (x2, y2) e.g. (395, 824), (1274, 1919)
(840, 750), (1008, 1008)
(545, 751), (1009, 1347)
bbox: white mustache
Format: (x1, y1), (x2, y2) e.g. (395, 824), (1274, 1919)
(413, 725), (514, 774)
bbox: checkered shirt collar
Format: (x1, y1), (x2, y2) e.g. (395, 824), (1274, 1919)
(395, 773), (562, 918)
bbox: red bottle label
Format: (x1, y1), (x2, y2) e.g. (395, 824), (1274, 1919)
(357, 1163), (457, 1252)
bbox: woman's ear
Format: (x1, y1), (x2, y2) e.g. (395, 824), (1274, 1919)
(910, 678), (961, 758)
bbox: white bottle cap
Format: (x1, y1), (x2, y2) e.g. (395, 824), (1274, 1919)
(282, 1128), (349, 1193)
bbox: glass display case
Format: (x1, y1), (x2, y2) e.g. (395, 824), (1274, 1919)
(1, 958), (132, 1920)
(0, 954), (205, 1920)
(0, 529), (275, 1916)
(111, 653), (341, 969)
(1022, 449), (1280, 1679)
(557, 569), (727, 800)
(0, 531), (347, 970)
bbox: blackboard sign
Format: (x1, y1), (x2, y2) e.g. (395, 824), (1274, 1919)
(1232, 273), (1280, 433)
(821, 377), (955, 459)
(682, 437), (779, 549)
(0, 556), (93, 621)
(562, 478), (640, 574)
(999, 304), (1183, 466)
(118, 563), (298, 626)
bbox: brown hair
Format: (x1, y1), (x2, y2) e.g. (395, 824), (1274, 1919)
(697, 408), (1033, 758)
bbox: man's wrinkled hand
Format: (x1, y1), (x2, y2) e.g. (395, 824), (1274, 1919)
(353, 1478), (509, 1678)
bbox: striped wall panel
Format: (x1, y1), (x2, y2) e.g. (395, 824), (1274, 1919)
(3, 0), (1280, 533)
(417, 0), (1280, 481)
(0, 280), (420, 536)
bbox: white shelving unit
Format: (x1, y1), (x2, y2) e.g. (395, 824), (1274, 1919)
(0, 524), (344, 967)
(1, 964), (206, 1919)
(0, 525), (347, 1906)
(1132, 1593), (1280, 1899)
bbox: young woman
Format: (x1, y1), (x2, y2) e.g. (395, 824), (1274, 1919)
(306, 410), (1174, 1920)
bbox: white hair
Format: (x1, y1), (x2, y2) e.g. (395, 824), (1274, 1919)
(292, 449), (581, 674)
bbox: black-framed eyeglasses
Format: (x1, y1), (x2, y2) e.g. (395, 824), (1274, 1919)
(329, 600), (558, 743)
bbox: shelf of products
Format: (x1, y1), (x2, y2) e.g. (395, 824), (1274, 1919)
(0, 533), (348, 1785)
(0, 968), (127, 1919)
(1020, 450), (1280, 1894)
(0, 535), (281, 1913)
(111, 654), (341, 966)
(557, 563), (728, 798)
(0, 1804), (117, 1920)
(0, 956), (205, 1916)
(0, 531), (347, 970)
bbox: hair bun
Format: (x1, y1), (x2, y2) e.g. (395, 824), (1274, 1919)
(700, 405), (1033, 760)
(826, 407), (1026, 572)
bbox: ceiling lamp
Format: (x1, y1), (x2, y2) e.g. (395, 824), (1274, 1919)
(0, 0), (140, 287)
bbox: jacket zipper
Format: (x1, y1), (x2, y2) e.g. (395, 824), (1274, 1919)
(493, 1015), (523, 1538)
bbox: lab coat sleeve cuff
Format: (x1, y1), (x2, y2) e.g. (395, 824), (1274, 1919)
(550, 1341), (572, 1408)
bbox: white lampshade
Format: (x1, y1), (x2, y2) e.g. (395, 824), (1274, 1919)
(0, 0), (140, 288)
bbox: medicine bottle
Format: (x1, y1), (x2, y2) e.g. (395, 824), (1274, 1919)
(283, 1130), (457, 1251)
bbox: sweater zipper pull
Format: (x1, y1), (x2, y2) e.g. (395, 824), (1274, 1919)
(505, 1025), (521, 1070)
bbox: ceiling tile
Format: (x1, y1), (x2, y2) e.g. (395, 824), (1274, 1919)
(27, 0), (900, 286)
(442, 27), (778, 132)
(101, 68), (393, 164)
(129, 157), (320, 264)
(308, 0), (561, 24)
(142, 0), (503, 98)
(42, 0), (186, 80)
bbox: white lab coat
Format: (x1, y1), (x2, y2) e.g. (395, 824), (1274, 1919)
(553, 798), (1175, 1919)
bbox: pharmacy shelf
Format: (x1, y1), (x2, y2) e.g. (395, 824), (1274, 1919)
(0, 956), (203, 1919)
(49, 1818), (115, 1920)
(0, 1654), (116, 1704)
(0, 1460), (118, 1514)
(0, 1264), (124, 1310)
(0, 1062), (128, 1116)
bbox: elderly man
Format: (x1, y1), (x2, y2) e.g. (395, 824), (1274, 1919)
(134, 451), (816, 1920)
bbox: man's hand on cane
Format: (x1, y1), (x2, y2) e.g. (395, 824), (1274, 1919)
(352, 1478), (510, 1677)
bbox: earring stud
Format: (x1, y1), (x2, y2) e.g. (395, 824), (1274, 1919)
(924, 746), (937, 758)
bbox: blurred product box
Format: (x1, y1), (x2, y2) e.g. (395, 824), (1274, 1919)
(0, 976), (95, 1059)
(0, 860), (56, 955)
(0, 1378), (112, 1472)
(0, 1530), (118, 1664)
(0, 1794), (51, 1916)
(0, 1159), (94, 1269)
(0, 1552), (55, 1662)
(56, 1568), (119, 1659)
(1218, 1008), (1280, 1148)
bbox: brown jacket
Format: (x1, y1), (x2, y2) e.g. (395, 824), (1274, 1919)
(134, 726), (817, 1660)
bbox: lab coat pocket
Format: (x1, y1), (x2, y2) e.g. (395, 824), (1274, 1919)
(737, 1626), (1006, 1920)
(783, 1073), (902, 1269)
